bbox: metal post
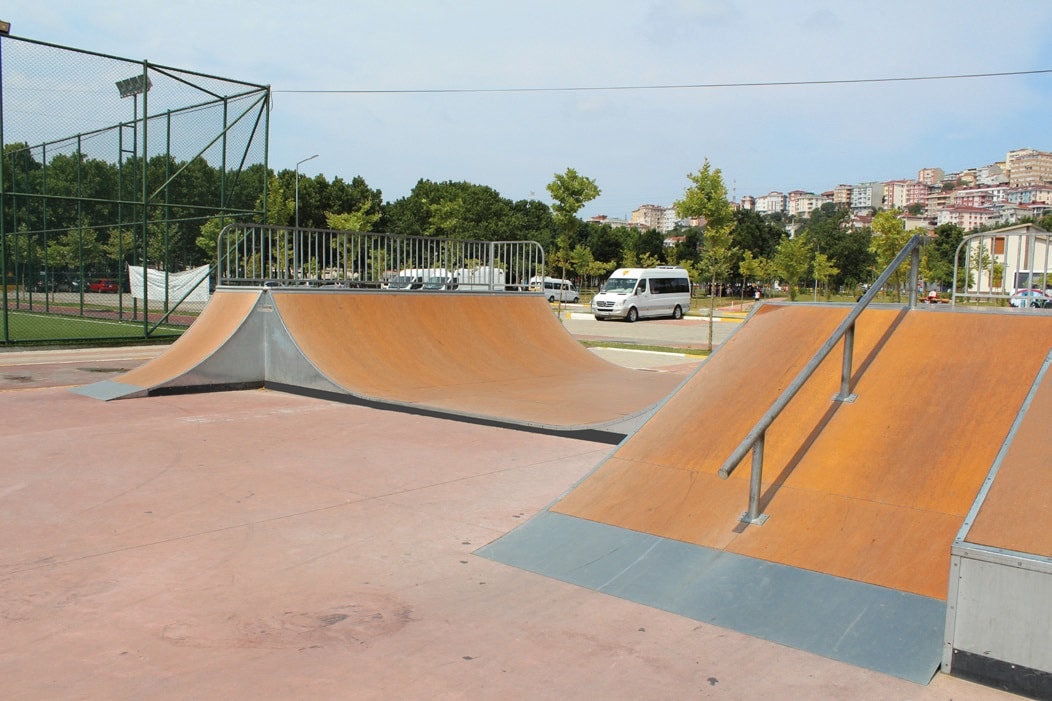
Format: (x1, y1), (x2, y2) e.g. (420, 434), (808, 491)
(294, 154), (318, 282)
(909, 244), (920, 308)
(837, 322), (856, 402)
(0, 30), (6, 343)
(744, 432), (769, 525)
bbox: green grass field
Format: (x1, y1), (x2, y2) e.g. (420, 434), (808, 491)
(2, 309), (186, 344)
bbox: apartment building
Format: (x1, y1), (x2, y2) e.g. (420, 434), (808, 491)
(833, 184), (853, 206)
(1005, 185), (1052, 206)
(905, 180), (931, 208)
(850, 182), (884, 211)
(918, 168), (944, 186)
(787, 190), (825, 219)
(1006, 148), (1052, 186)
(755, 191), (787, 215)
(976, 163), (1008, 186)
(586, 214), (645, 231)
(631, 204), (673, 232)
(952, 186), (1008, 208)
(937, 206), (999, 230)
(884, 180), (910, 210)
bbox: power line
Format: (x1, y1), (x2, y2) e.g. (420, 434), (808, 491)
(273, 68), (1052, 95)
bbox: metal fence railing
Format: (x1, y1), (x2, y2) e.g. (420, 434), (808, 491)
(217, 224), (546, 292)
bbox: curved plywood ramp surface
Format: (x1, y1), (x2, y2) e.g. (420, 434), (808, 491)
(965, 355), (1052, 558)
(552, 305), (1052, 599)
(268, 291), (685, 430)
(483, 304), (1052, 681)
(73, 289), (264, 400)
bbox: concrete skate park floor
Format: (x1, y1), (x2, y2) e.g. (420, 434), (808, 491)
(0, 333), (1012, 699)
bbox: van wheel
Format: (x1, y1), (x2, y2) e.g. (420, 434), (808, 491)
(594, 315), (604, 321)
(548, 295), (556, 303)
(626, 307), (638, 323)
(572, 296), (579, 303)
(672, 305), (683, 320)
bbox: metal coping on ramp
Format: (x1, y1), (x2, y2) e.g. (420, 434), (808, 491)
(74, 288), (687, 440)
(480, 303), (1052, 684)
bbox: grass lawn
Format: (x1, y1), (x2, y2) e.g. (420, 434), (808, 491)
(2, 309), (185, 344)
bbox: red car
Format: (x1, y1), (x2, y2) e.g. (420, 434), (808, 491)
(87, 279), (119, 293)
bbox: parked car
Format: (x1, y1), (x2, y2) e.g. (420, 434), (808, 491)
(1009, 289), (1052, 308)
(87, 279), (119, 293)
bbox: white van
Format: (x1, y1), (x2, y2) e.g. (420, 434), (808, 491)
(591, 266), (691, 322)
(529, 276), (579, 303)
(387, 268), (450, 290)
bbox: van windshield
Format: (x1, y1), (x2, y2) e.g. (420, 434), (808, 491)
(602, 277), (637, 293)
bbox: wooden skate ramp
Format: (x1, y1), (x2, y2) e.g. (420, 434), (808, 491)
(965, 354), (1052, 558)
(78, 289), (684, 436)
(269, 291), (685, 430)
(552, 305), (1052, 600)
(72, 289), (264, 400)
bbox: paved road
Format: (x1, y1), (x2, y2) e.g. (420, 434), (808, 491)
(557, 306), (743, 350)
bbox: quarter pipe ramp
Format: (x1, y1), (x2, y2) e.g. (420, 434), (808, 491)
(75, 288), (688, 439)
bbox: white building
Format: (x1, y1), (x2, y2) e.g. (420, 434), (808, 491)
(755, 191), (787, 215)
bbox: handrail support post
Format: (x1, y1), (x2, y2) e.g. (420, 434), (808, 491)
(835, 321), (857, 403)
(909, 245), (920, 309)
(742, 432), (769, 526)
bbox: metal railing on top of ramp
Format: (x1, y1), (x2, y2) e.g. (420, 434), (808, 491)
(718, 235), (924, 526)
(215, 224), (545, 291)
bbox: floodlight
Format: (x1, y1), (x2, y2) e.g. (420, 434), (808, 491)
(0, 20), (10, 35)
(116, 74), (152, 98)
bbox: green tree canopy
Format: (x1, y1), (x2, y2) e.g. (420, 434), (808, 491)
(674, 160), (737, 346)
(547, 168), (601, 283)
(772, 236), (811, 301)
(870, 210), (912, 301)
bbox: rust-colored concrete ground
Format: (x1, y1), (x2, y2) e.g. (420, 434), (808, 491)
(0, 349), (1015, 700)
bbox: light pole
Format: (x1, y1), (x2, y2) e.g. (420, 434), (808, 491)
(294, 154), (318, 282)
(295, 154), (318, 230)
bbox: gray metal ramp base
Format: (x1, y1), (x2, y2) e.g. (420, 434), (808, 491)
(477, 511), (944, 685)
(70, 380), (148, 401)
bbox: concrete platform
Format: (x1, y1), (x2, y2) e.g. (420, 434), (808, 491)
(0, 352), (1015, 699)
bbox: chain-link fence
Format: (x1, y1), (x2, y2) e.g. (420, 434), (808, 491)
(0, 34), (270, 344)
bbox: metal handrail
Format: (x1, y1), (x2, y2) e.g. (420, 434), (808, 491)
(717, 234), (924, 525)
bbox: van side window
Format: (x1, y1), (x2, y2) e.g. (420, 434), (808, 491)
(650, 277), (690, 295)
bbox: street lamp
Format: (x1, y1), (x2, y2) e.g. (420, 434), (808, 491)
(295, 154), (318, 230)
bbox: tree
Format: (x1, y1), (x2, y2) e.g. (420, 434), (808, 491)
(795, 203), (873, 290)
(674, 159), (737, 347)
(325, 201), (381, 233)
(924, 223), (964, 290)
(870, 210), (911, 301)
(384, 179), (552, 242)
(738, 249), (763, 305)
(546, 168), (601, 289)
(732, 208), (782, 259)
(625, 228), (666, 265)
(772, 236), (811, 301)
(812, 251), (839, 301)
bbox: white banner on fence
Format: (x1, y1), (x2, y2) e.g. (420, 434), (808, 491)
(127, 265), (211, 303)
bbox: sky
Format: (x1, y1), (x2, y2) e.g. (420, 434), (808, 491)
(6, 1), (1052, 219)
